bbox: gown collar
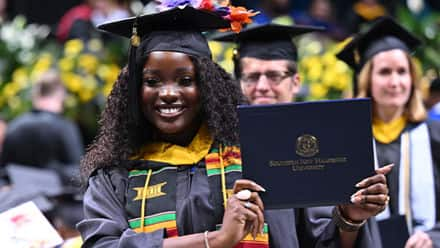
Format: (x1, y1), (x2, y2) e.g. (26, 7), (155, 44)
(372, 115), (407, 144)
(134, 124), (213, 165)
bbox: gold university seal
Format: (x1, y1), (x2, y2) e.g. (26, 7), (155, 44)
(296, 134), (319, 157)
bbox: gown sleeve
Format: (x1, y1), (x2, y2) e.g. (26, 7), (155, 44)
(77, 168), (165, 248)
(300, 207), (382, 248)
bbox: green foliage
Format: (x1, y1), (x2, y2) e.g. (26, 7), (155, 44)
(396, 6), (440, 73)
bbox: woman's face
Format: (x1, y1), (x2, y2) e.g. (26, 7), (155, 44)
(370, 49), (412, 109)
(141, 51), (201, 139)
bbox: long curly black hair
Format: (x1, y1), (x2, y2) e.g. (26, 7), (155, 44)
(80, 54), (247, 179)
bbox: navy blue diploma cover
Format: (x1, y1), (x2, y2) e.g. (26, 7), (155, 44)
(238, 98), (375, 209)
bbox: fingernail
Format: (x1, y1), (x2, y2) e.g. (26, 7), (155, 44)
(351, 196), (360, 203)
(351, 196), (362, 203)
(236, 189), (252, 200)
(252, 182), (266, 192)
(355, 180), (365, 188)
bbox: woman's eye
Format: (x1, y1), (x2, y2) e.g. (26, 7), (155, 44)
(179, 76), (194, 86)
(144, 78), (160, 86)
(378, 68), (391, 75)
(397, 68), (408, 75)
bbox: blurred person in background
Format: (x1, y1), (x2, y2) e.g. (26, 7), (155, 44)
(252, 0), (293, 24)
(426, 78), (440, 121)
(89, 0), (131, 27)
(0, 69), (85, 244)
(0, 0), (11, 23)
(56, 0), (131, 43)
(345, 0), (387, 34)
(337, 17), (440, 248)
(425, 77), (440, 246)
(292, 0), (347, 41)
(0, 69), (84, 180)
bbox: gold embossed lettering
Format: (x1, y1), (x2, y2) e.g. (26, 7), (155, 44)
(133, 182), (167, 201)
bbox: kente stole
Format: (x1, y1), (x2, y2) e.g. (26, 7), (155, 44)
(125, 126), (269, 247)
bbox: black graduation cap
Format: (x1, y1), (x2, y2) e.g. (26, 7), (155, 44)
(96, 6), (231, 124)
(97, 6), (230, 58)
(211, 23), (325, 61)
(336, 16), (422, 71)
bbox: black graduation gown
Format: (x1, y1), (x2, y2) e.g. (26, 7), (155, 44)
(77, 164), (382, 248)
(375, 120), (440, 246)
(375, 121), (440, 220)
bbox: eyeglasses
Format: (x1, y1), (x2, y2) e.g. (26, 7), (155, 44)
(241, 70), (294, 86)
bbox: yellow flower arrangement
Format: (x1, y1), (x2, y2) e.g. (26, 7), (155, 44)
(310, 82), (328, 99)
(64, 39), (84, 57)
(78, 54), (99, 74)
(0, 33), (123, 124)
(59, 57), (75, 72)
(297, 35), (353, 100)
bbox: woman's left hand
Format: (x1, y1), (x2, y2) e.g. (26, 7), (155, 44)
(338, 164), (393, 222)
(405, 231), (433, 248)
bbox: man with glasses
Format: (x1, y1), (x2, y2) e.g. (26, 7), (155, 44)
(213, 23), (323, 105)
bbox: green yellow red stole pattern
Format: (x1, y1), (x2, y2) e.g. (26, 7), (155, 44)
(125, 145), (269, 247)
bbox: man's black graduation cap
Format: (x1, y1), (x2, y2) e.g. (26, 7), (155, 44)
(211, 23), (324, 61)
(96, 6), (231, 124)
(336, 16), (422, 71)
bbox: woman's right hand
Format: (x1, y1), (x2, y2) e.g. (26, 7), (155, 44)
(218, 179), (266, 247)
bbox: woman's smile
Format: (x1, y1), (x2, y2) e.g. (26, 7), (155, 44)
(156, 104), (185, 117)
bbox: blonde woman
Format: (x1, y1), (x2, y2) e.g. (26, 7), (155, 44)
(338, 17), (440, 248)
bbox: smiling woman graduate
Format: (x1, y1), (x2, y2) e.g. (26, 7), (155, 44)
(77, 2), (389, 248)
